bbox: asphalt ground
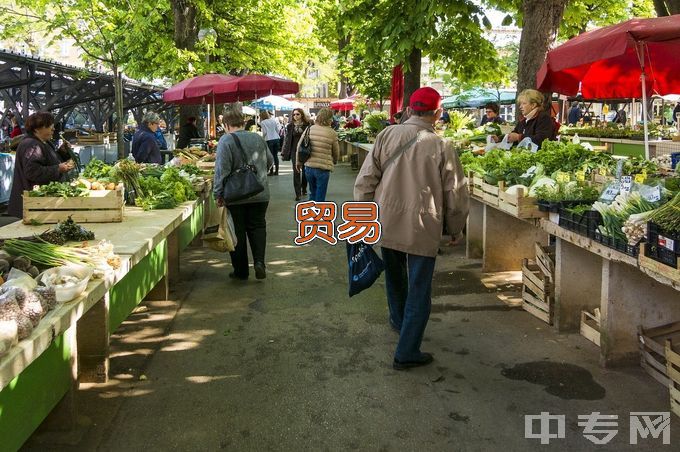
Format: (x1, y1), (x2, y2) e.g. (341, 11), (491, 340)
(24, 163), (679, 451)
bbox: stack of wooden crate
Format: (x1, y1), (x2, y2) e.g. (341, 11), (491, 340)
(521, 243), (555, 324)
(638, 322), (680, 418)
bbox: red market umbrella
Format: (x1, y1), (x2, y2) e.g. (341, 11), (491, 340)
(390, 65), (404, 123)
(163, 74), (239, 104)
(536, 15), (680, 157)
(330, 95), (356, 111)
(212, 74), (299, 101)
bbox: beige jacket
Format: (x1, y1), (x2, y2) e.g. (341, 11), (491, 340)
(297, 124), (339, 171)
(354, 116), (469, 257)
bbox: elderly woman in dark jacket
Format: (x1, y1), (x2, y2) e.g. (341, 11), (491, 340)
(281, 108), (311, 201)
(506, 89), (556, 148)
(132, 111), (162, 164)
(7, 111), (75, 218)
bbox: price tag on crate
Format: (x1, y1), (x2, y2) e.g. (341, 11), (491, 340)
(600, 182), (620, 202)
(575, 170), (586, 182)
(634, 172), (647, 184)
(620, 175), (633, 193)
(555, 172), (571, 183)
(659, 235), (676, 252)
(643, 185), (662, 202)
(598, 167), (608, 176)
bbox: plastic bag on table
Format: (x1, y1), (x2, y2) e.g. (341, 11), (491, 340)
(3, 268), (38, 291)
(516, 137), (539, 153)
(484, 134), (512, 152)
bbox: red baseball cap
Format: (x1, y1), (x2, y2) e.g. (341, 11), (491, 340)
(409, 87), (442, 111)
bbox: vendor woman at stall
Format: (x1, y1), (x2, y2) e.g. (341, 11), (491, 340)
(7, 111), (75, 218)
(492, 89), (556, 148)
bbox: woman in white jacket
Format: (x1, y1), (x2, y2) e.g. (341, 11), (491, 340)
(260, 110), (281, 175)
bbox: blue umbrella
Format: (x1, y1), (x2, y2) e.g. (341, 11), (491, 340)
(250, 95), (303, 111)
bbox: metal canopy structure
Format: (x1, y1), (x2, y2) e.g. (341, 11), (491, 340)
(0, 49), (167, 131)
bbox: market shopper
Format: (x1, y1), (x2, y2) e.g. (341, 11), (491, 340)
(9, 115), (22, 138)
(176, 116), (201, 149)
(480, 102), (504, 126)
(131, 111), (162, 164)
(500, 89), (556, 148)
(214, 105), (273, 281)
(354, 87), (469, 370)
(281, 108), (311, 201)
(7, 111), (75, 218)
(567, 102), (582, 125)
(296, 107), (339, 202)
(259, 111), (282, 176)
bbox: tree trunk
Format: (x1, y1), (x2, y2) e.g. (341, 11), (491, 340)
(403, 47), (422, 108)
(338, 36), (350, 98)
(112, 65), (126, 159)
(516, 0), (568, 102)
(172, 0), (200, 137)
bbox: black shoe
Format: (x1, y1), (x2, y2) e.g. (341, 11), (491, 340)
(229, 272), (248, 281)
(295, 196), (301, 201)
(301, 190), (307, 196)
(393, 353), (434, 371)
(254, 262), (266, 280)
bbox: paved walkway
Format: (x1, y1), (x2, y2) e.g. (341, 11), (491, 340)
(26, 163), (678, 451)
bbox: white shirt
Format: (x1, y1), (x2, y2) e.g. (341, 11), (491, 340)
(260, 118), (281, 141)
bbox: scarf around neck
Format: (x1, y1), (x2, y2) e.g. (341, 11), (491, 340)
(523, 107), (540, 122)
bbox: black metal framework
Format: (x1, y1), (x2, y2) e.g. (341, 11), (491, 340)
(0, 49), (171, 132)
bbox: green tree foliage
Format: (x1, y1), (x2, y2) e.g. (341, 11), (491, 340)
(340, 0), (500, 103)
(342, 46), (393, 109)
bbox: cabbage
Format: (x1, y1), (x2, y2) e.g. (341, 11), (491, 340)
(529, 177), (556, 197)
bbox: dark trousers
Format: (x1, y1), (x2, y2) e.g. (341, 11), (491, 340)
(266, 139), (280, 174)
(228, 202), (268, 278)
(291, 152), (307, 197)
(381, 247), (436, 362)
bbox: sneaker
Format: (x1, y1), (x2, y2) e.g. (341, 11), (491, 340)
(254, 262), (266, 280)
(393, 352), (434, 371)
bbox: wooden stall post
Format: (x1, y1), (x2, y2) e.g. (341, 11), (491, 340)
(600, 260), (680, 367)
(466, 198), (484, 259)
(482, 205), (549, 272)
(554, 238), (602, 332)
(77, 294), (110, 383)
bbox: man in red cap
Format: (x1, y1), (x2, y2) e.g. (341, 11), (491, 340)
(354, 87), (469, 370)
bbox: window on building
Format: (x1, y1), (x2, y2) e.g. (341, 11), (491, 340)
(501, 105), (515, 123)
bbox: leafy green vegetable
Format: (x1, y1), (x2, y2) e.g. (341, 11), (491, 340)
(28, 182), (88, 198)
(82, 158), (114, 179)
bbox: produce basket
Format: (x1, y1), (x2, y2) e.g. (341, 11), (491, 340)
(22, 185), (124, 224)
(497, 186), (546, 219)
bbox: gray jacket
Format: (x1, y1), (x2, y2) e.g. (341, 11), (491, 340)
(213, 131), (273, 205)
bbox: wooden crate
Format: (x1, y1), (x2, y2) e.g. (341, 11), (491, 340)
(197, 161), (215, 171)
(498, 186), (546, 219)
(521, 258), (554, 325)
(534, 242), (556, 278)
(482, 181), (501, 206)
(23, 186), (124, 224)
(665, 339), (680, 418)
(638, 321), (680, 387)
(581, 310), (601, 347)
(470, 173), (484, 199)
(639, 244), (680, 283)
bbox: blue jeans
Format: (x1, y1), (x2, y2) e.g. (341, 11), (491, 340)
(381, 247), (436, 362)
(304, 167), (330, 202)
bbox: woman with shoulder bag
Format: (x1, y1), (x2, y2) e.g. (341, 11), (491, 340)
(295, 107), (339, 202)
(282, 108), (311, 201)
(214, 105), (274, 281)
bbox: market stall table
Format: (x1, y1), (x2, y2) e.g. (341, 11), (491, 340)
(0, 191), (211, 451)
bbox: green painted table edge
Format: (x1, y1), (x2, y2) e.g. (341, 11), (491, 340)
(0, 330), (73, 452)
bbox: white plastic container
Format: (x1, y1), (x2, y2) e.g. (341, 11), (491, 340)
(37, 264), (93, 303)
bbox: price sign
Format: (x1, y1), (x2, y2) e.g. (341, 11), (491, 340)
(555, 172), (571, 183)
(644, 186), (661, 202)
(634, 172), (647, 184)
(620, 175), (633, 193)
(575, 170), (586, 182)
(599, 167), (608, 176)
(600, 182), (620, 202)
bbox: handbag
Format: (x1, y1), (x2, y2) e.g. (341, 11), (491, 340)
(221, 133), (265, 204)
(297, 126), (312, 163)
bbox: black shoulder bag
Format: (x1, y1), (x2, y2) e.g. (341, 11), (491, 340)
(297, 126), (312, 163)
(222, 133), (265, 204)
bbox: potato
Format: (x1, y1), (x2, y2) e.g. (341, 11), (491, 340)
(106, 183), (116, 190)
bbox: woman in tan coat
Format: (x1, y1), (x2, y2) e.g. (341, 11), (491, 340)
(296, 107), (339, 202)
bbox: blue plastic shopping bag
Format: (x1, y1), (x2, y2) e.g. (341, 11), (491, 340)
(346, 242), (385, 297)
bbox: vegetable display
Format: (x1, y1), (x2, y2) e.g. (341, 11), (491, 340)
(28, 182), (88, 198)
(647, 192), (680, 233)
